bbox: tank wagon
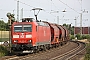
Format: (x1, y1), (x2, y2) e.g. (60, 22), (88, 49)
(11, 18), (69, 54)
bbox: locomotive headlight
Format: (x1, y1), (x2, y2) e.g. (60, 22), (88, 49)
(13, 35), (19, 38)
(14, 40), (18, 43)
(26, 35), (32, 38)
(28, 40), (32, 42)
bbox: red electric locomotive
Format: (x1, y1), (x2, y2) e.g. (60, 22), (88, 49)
(11, 18), (51, 53)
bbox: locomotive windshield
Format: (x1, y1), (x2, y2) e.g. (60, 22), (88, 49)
(14, 24), (32, 32)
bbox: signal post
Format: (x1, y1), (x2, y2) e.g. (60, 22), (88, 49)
(7, 13), (15, 53)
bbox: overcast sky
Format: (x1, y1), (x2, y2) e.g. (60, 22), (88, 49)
(0, 0), (90, 26)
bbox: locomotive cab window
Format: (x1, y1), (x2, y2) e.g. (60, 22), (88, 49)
(14, 24), (32, 32)
(23, 25), (32, 32)
(14, 25), (22, 32)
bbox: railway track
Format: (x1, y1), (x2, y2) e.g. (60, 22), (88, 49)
(50, 41), (86, 60)
(0, 41), (86, 60)
(66, 41), (86, 60)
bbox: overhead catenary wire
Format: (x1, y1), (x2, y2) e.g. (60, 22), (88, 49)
(14, 0), (57, 18)
(13, 0), (57, 22)
(43, 10), (57, 17)
(58, 0), (79, 13)
(47, 0), (61, 12)
(14, 0), (35, 8)
(50, 0), (61, 11)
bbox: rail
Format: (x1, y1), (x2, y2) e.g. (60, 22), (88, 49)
(49, 41), (85, 60)
(66, 41), (86, 60)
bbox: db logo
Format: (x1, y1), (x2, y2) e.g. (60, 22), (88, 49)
(20, 33), (24, 38)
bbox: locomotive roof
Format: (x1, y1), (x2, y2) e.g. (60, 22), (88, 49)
(22, 18), (36, 22)
(37, 22), (49, 26)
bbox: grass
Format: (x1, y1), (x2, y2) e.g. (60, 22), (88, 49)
(0, 45), (9, 57)
(84, 42), (90, 60)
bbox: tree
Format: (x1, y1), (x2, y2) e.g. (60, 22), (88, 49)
(63, 24), (69, 28)
(71, 26), (74, 35)
(0, 20), (5, 30)
(63, 24), (74, 35)
(5, 23), (9, 31)
(0, 20), (9, 31)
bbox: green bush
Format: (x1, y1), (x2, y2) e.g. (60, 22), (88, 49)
(75, 34), (90, 40)
(84, 43), (90, 60)
(75, 34), (80, 38)
(0, 45), (9, 57)
(70, 35), (75, 40)
(85, 54), (90, 60)
(85, 35), (90, 39)
(75, 34), (82, 40)
(82, 35), (87, 39)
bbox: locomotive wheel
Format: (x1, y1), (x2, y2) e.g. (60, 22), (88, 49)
(46, 44), (50, 50)
(60, 42), (63, 46)
(43, 45), (47, 51)
(34, 47), (39, 53)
